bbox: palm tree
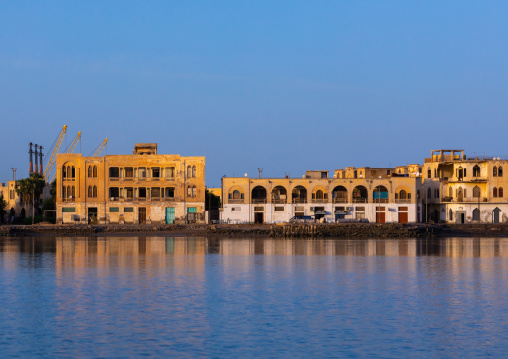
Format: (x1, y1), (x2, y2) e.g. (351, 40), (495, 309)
(15, 172), (45, 215)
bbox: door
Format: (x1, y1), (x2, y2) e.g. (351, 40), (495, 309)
(139, 207), (146, 224)
(493, 208), (501, 223)
(398, 212), (408, 223)
(165, 207), (175, 224)
(88, 207), (98, 224)
(254, 212), (264, 224)
(376, 207), (385, 223)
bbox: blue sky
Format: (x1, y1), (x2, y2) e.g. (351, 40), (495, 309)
(1, 1), (508, 187)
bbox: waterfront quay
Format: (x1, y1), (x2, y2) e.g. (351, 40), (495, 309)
(2, 222), (508, 238)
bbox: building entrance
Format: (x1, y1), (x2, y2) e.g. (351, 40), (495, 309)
(88, 207), (98, 224)
(254, 212), (264, 224)
(139, 207), (146, 224)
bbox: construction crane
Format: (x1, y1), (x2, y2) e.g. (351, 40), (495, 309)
(65, 131), (81, 154)
(92, 138), (108, 157)
(43, 125), (67, 184)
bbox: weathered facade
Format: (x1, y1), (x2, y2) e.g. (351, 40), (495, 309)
(422, 149), (508, 223)
(56, 143), (205, 224)
(221, 166), (422, 224)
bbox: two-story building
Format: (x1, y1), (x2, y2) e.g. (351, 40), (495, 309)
(221, 166), (422, 224)
(56, 143), (206, 224)
(422, 149), (508, 223)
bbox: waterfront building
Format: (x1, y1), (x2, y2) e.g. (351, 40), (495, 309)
(55, 143), (206, 224)
(422, 149), (508, 223)
(221, 166), (423, 224)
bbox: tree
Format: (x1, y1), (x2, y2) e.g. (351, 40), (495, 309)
(0, 193), (6, 223)
(15, 173), (45, 211)
(205, 189), (221, 210)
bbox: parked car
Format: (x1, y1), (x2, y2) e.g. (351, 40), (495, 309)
(289, 215), (314, 223)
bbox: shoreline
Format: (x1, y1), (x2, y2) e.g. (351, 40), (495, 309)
(2, 223), (508, 238)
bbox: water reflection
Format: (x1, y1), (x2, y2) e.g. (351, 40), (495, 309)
(1, 236), (508, 258)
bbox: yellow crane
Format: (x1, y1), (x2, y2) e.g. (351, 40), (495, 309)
(92, 138), (108, 157)
(65, 131), (81, 154)
(44, 125), (67, 184)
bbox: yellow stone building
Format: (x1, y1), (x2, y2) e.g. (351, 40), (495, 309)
(56, 143), (205, 224)
(221, 166), (422, 224)
(422, 149), (508, 223)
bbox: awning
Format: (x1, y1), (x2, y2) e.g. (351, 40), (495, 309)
(315, 211), (327, 215)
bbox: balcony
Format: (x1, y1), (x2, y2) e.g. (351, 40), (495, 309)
(271, 199), (287, 204)
(332, 198), (348, 203)
(312, 199), (328, 203)
(395, 199), (411, 204)
(353, 198), (368, 203)
(229, 199), (244, 204)
(292, 198), (307, 204)
(252, 198), (267, 204)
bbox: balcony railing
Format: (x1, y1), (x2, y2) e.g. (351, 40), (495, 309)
(312, 199), (328, 203)
(332, 198), (348, 203)
(395, 199), (411, 204)
(252, 198), (267, 204)
(292, 198), (307, 204)
(229, 199), (245, 204)
(271, 199), (287, 204)
(353, 198), (368, 203)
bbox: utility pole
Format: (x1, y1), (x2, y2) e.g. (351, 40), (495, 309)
(258, 168), (263, 179)
(11, 168), (17, 182)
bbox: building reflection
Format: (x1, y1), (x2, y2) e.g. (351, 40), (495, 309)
(1, 236), (508, 259)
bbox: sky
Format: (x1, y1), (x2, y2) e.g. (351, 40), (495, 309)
(1, 1), (508, 187)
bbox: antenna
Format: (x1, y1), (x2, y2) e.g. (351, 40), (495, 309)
(257, 168), (263, 179)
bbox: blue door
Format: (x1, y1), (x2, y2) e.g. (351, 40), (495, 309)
(165, 207), (175, 224)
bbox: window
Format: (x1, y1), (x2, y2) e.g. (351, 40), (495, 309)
(165, 167), (175, 178)
(427, 188), (431, 199)
(187, 166), (192, 178)
(125, 167), (134, 178)
(139, 168), (146, 179)
(428, 169), (432, 178)
(193, 186), (197, 197)
(93, 186), (97, 198)
(187, 185), (197, 198)
(88, 186), (93, 197)
(473, 165), (480, 177)
(88, 166), (93, 178)
(165, 187), (175, 198)
(192, 166), (196, 177)
(138, 187), (147, 198)
(494, 187), (498, 197)
(126, 187), (133, 199)
(63, 166), (66, 178)
(473, 186), (480, 198)
(275, 206), (284, 211)
(493, 166), (498, 177)
(434, 169), (437, 178)
(151, 187), (161, 198)
(449, 209), (453, 221)
(109, 207), (119, 212)
(71, 186), (75, 198)
(152, 168), (160, 178)
(109, 167), (120, 178)
(124, 207), (134, 212)
(93, 166), (97, 177)
(62, 186), (66, 199)
(500, 187), (504, 197)
(109, 187), (119, 199)
(473, 208), (480, 221)
(10, 190), (14, 200)
(499, 167), (503, 177)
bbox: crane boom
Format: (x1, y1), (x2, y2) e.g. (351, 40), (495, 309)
(92, 138), (108, 157)
(65, 131), (81, 153)
(43, 125), (67, 184)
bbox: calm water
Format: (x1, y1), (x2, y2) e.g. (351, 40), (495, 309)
(1, 236), (508, 358)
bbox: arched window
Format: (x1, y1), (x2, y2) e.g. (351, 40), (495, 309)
(88, 166), (93, 177)
(499, 167), (503, 177)
(449, 209), (453, 221)
(93, 166), (97, 177)
(62, 186), (66, 199)
(473, 185), (480, 198)
(493, 187), (498, 197)
(500, 187), (504, 198)
(187, 186), (192, 197)
(473, 165), (480, 177)
(449, 186), (453, 197)
(192, 166), (196, 177)
(493, 166), (498, 177)
(399, 190), (407, 199)
(427, 187), (431, 199)
(187, 166), (192, 178)
(72, 186), (75, 198)
(88, 186), (93, 197)
(427, 169), (431, 178)
(192, 186), (196, 197)
(67, 186), (71, 199)
(316, 190), (324, 199)
(473, 208), (480, 221)
(93, 186), (97, 197)
(62, 166), (67, 178)
(233, 190), (240, 199)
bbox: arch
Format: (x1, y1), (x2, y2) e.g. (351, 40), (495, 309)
(93, 165), (97, 177)
(395, 185), (411, 203)
(493, 207), (501, 223)
(493, 187), (498, 197)
(187, 166), (192, 178)
(499, 167), (503, 177)
(332, 186), (348, 203)
(456, 186), (463, 202)
(252, 186), (267, 203)
(500, 187), (504, 198)
(88, 166), (93, 178)
(473, 208), (480, 221)
(62, 162), (76, 180)
(271, 186), (287, 204)
(228, 186), (245, 202)
(88, 186), (93, 197)
(312, 186), (328, 202)
(473, 185), (480, 198)
(493, 166), (498, 177)
(192, 165), (196, 178)
(457, 166), (464, 180)
(187, 185), (197, 198)
(353, 186), (368, 203)
(473, 165), (480, 177)
(93, 185), (97, 198)
(292, 185), (308, 203)
(373, 185), (389, 203)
